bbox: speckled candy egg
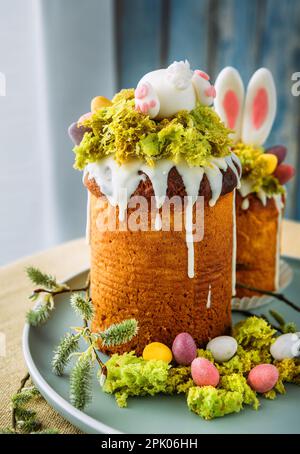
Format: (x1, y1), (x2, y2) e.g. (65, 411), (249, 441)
(191, 357), (220, 387)
(172, 332), (197, 365)
(142, 342), (172, 364)
(248, 364), (279, 393)
(206, 336), (238, 363)
(270, 333), (300, 361)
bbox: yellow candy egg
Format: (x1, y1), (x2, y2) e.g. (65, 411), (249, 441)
(256, 153), (278, 175)
(91, 96), (112, 112)
(142, 342), (173, 363)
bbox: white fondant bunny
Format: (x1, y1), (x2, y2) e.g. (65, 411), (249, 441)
(135, 60), (216, 119)
(214, 66), (277, 145)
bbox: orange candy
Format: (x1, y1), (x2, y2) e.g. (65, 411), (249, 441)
(91, 96), (112, 112)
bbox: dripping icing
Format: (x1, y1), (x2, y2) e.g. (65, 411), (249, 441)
(85, 154), (240, 278)
(241, 198), (249, 210)
(155, 211), (162, 231)
(274, 194), (284, 291)
(232, 189), (237, 296)
(206, 284), (212, 309)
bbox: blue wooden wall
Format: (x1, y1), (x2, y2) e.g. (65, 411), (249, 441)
(115, 0), (300, 220)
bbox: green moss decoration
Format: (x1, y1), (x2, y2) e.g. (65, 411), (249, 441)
(233, 316), (276, 351)
(73, 89), (233, 169)
(233, 142), (285, 195)
(102, 316), (300, 419)
(102, 352), (170, 408)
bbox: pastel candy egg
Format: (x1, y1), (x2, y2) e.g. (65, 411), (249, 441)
(191, 357), (220, 387)
(248, 364), (279, 393)
(270, 333), (300, 361)
(256, 153), (278, 175)
(265, 145), (287, 165)
(68, 122), (87, 145)
(172, 332), (197, 365)
(91, 96), (112, 113)
(78, 112), (92, 123)
(274, 163), (295, 185)
(206, 336), (238, 363)
(143, 342), (172, 363)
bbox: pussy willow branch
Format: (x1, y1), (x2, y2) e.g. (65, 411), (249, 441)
(33, 285), (89, 296)
(12, 372), (30, 430)
(236, 282), (300, 313)
(83, 273), (107, 375)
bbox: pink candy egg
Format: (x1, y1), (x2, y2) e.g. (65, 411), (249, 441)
(78, 112), (92, 123)
(247, 364), (279, 393)
(273, 163), (295, 185)
(265, 145), (287, 165)
(172, 332), (197, 365)
(191, 357), (220, 387)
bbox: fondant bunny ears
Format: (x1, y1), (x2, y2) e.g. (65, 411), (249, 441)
(214, 67), (277, 145)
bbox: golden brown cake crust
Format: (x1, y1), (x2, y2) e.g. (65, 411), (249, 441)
(236, 192), (283, 297)
(90, 191), (234, 355)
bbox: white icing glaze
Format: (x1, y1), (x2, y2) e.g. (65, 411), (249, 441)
(154, 212), (162, 231)
(85, 153), (240, 278)
(232, 189), (237, 296)
(257, 190), (267, 206)
(204, 163), (223, 207)
(206, 284), (212, 309)
(176, 161), (204, 278)
(241, 197), (250, 210)
(85, 157), (145, 222)
(225, 154), (241, 188)
(238, 178), (253, 198)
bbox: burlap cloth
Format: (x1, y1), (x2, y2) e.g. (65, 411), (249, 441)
(0, 221), (299, 433)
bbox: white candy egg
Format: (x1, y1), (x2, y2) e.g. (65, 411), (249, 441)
(206, 335), (238, 363)
(270, 333), (300, 361)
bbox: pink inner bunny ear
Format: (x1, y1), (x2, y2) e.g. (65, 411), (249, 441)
(223, 90), (240, 129)
(242, 68), (276, 146)
(252, 87), (268, 129)
(214, 67), (245, 142)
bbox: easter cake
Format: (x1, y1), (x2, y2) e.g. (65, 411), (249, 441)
(214, 67), (295, 297)
(69, 61), (241, 355)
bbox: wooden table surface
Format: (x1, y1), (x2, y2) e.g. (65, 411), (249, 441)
(0, 219), (299, 432)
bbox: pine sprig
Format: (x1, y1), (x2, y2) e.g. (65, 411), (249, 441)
(70, 355), (93, 410)
(99, 318), (138, 347)
(70, 293), (94, 321)
(26, 295), (54, 327)
(26, 267), (58, 290)
(52, 333), (80, 376)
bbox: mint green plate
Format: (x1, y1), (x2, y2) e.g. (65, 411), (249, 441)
(23, 257), (300, 434)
